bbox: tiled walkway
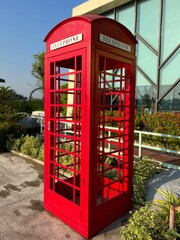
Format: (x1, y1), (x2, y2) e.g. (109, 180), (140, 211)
(134, 147), (180, 167)
(0, 152), (129, 240)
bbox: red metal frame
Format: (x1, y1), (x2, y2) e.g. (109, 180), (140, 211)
(44, 50), (86, 232)
(44, 15), (137, 239)
(96, 53), (131, 200)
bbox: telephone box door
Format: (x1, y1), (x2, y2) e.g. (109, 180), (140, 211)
(44, 48), (86, 227)
(92, 49), (135, 224)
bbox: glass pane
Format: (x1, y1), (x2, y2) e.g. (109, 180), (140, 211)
(96, 55), (131, 205)
(136, 70), (156, 113)
(137, 0), (159, 50)
(116, 3), (135, 34)
(159, 50), (180, 97)
(56, 58), (75, 74)
(137, 41), (158, 84)
(49, 55), (82, 205)
(102, 10), (114, 19)
(161, 0), (180, 61)
(158, 83), (180, 111)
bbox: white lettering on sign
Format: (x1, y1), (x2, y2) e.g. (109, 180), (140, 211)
(99, 33), (131, 52)
(50, 33), (83, 51)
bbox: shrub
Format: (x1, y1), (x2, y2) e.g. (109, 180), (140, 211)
(11, 134), (44, 160)
(0, 103), (27, 151)
(20, 135), (41, 158)
(0, 124), (7, 151)
(59, 142), (74, 176)
(120, 204), (170, 240)
(120, 190), (180, 240)
(0, 122), (26, 151)
(120, 205), (162, 240)
(135, 112), (180, 150)
(133, 157), (162, 205)
(37, 145), (44, 161)
(11, 134), (26, 151)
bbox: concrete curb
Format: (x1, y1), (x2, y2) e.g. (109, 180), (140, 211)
(10, 150), (44, 166)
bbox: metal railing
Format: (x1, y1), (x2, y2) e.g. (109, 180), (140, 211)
(134, 130), (180, 158)
(61, 122), (180, 159)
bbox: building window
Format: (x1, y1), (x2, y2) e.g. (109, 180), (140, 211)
(137, 40), (158, 85)
(84, 0), (180, 112)
(158, 83), (180, 111)
(116, 2), (135, 34)
(102, 10), (115, 20)
(136, 70), (156, 113)
(137, 0), (160, 51)
(159, 50), (180, 97)
(161, 0), (180, 62)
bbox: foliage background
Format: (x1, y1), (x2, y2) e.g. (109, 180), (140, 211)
(135, 112), (180, 150)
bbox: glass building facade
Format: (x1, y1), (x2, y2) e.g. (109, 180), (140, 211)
(74, 0), (180, 112)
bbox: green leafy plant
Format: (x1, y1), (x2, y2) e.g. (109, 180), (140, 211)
(120, 205), (163, 240)
(58, 142), (74, 176)
(120, 190), (180, 240)
(11, 134), (26, 151)
(20, 135), (41, 158)
(153, 188), (180, 239)
(133, 157), (162, 205)
(135, 112), (180, 150)
(37, 145), (44, 161)
(0, 104), (25, 151)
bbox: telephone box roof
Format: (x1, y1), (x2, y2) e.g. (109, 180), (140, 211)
(44, 15), (137, 44)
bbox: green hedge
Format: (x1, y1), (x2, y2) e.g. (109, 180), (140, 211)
(135, 112), (180, 150)
(100, 111), (180, 150)
(133, 157), (162, 205)
(0, 123), (26, 151)
(0, 124), (7, 151)
(120, 190), (180, 240)
(0, 104), (27, 151)
(11, 135), (44, 161)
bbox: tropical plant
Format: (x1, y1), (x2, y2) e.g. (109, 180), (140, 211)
(31, 52), (44, 87)
(60, 83), (68, 116)
(154, 188), (180, 239)
(0, 104), (25, 151)
(0, 86), (12, 105)
(30, 52), (44, 99)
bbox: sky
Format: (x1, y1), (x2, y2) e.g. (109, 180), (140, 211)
(0, 0), (86, 98)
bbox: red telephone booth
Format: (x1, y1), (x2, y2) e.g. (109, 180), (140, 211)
(44, 15), (137, 239)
